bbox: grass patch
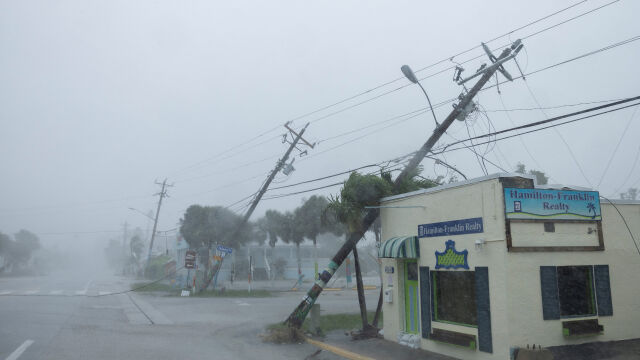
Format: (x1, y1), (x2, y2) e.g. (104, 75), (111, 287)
(193, 289), (273, 298)
(266, 311), (383, 334)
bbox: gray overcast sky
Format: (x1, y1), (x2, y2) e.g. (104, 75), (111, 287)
(1, 0), (639, 249)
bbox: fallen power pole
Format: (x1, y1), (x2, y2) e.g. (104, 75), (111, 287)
(201, 122), (314, 291)
(286, 39), (524, 328)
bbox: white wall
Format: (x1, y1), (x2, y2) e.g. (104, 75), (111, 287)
(380, 176), (640, 359)
(505, 202), (640, 348)
(381, 178), (511, 360)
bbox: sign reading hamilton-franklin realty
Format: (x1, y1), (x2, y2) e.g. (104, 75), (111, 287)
(504, 188), (601, 221)
(418, 217), (483, 238)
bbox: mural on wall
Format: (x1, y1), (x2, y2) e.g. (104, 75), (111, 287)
(435, 240), (469, 269)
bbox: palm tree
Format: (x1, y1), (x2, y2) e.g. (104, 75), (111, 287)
(587, 202), (596, 219)
(326, 172), (392, 334)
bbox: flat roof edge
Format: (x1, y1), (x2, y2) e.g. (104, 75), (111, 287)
(381, 172), (536, 203)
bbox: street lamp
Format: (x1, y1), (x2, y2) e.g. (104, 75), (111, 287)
(401, 64), (439, 127)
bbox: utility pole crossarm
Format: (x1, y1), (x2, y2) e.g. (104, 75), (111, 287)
(285, 40), (523, 328)
(239, 123), (311, 227)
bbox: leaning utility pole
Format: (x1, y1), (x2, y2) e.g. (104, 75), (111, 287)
(146, 178), (172, 265)
(200, 122), (314, 291)
(286, 39), (524, 328)
(239, 122), (314, 227)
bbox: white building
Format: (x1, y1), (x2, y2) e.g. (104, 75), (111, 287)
(378, 173), (640, 359)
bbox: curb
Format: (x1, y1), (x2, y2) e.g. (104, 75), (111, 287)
(305, 337), (375, 360)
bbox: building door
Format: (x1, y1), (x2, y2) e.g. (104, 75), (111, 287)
(404, 259), (420, 334)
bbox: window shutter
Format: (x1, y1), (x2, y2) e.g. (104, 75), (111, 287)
(594, 265), (613, 316)
(475, 267), (492, 353)
(540, 266), (560, 320)
(419, 266), (431, 339)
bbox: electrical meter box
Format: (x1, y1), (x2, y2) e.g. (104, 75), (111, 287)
(384, 288), (393, 303)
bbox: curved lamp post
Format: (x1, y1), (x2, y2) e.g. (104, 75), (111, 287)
(401, 64), (439, 127)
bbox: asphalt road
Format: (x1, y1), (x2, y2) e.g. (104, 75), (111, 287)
(0, 270), (379, 360)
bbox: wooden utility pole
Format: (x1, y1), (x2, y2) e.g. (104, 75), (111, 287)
(286, 39), (524, 328)
(240, 122), (313, 227)
(200, 122), (314, 291)
(146, 179), (172, 266)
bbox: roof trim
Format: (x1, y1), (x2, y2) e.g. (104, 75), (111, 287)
(381, 172), (536, 203)
(601, 199), (640, 205)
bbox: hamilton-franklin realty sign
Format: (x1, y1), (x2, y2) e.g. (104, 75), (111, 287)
(418, 217), (483, 238)
(504, 188), (601, 220)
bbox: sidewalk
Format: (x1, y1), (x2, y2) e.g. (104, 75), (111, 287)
(316, 331), (458, 360)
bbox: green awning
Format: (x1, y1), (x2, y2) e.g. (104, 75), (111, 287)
(378, 236), (420, 258)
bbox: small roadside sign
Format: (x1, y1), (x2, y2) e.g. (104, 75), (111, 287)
(185, 250), (197, 269)
(216, 245), (233, 254)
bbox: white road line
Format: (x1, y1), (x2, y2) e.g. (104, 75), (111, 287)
(49, 290), (63, 295)
(5, 339), (34, 360)
(98, 291), (112, 296)
(75, 290), (87, 295)
(0, 290), (13, 295)
(23, 290), (38, 295)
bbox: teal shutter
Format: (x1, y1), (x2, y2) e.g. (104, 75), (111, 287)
(475, 267), (492, 353)
(594, 265), (613, 316)
(419, 266), (431, 339)
(540, 266), (560, 320)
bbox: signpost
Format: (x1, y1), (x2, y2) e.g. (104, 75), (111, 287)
(216, 245), (233, 254)
(185, 250), (197, 269)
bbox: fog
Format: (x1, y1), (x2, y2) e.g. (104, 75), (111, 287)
(1, 0), (639, 262)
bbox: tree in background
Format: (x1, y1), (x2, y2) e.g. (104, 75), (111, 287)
(0, 232), (12, 272)
(620, 187), (638, 200)
(296, 195), (339, 280)
(179, 205), (256, 290)
(515, 162), (549, 185)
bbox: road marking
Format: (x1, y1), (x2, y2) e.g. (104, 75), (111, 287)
(98, 291), (112, 296)
(6, 339), (34, 360)
(234, 300), (250, 306)
(0, 290), (13, 295)
(24, 290), (38, 295)
(75, 290), (87, 295)
(127, 294), (173, 325)
(83, 280), (92, 293)
(306, 337), (374, 360)
(49, 290), (63, 295)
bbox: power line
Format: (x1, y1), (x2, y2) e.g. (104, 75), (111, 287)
(600, 195), (640, 256)
(268, 163), (382, 190)
(612, 116), (640, 195)
(165, 1), (613, 178)
(485, 98), (626, 112)
(522, 80), (594, 188)
(597, 106), (638, 188)
(295, 37), (640, 168)
(437, 96), (640, 150)
(434, 101), (640, 156)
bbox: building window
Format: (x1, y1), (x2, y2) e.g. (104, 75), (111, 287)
(431, 271), (477, 327)
(544, 222), (555, 232)
(557, 266), (596, 317)
(407, 262), (418, 281)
